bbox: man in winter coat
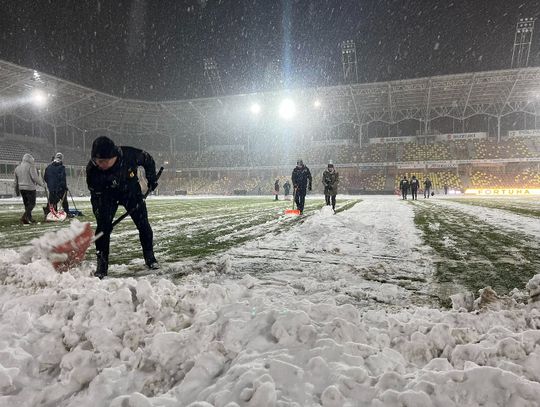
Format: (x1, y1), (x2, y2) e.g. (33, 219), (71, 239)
(44, 152), (69, 214)
(410, 175), (420, 200)
(322, 162), (339, 211)
(274, 179), (280, 201)
(14, 153), (45, 224)
(424, 177), (432, 198)
(399, 175), (409, 200)
(283, 180), (291, 198)
(86, 136), (159, 279)
(291, 159), (312, 214)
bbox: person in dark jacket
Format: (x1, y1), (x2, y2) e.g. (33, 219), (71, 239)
(399, 175), (409, 200)
(283, 180), (291, 198)
(44, 152), (70, 214)
(274, 179), (280, 201)
(14, 153), (45, 224)
(410, 175), (420, 200)
(322, 162), (339, 211)
(424, 177), (432, 198)
(291, 159), (312, 214)
(86, 136), (159, 279)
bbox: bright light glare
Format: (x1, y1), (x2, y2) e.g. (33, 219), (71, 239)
(31, 90), (47, 107)
(279, 99), (296, 120)
(314, 99), (321, 108)
(250, 103), (261, 115)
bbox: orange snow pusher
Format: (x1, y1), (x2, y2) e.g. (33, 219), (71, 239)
(284, 188), (301, 216)
(49, 167), (163, 272)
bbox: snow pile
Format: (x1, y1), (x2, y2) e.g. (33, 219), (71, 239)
(18, 219), (91, 265)
(1, 253), (540, 406)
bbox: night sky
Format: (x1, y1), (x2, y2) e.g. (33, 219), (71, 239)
(2, 0), (540, 101)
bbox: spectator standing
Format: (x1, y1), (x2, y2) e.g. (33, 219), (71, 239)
(44, 152), (70, 215)
(424, 177), (432, 198)
(283, 180), (291, 198)
(291, 159), (312, 215)
(274, 179), (280, 201)
(444, 184), (449, 195)
(86, 136), (159, 279)
(322, 162), (339, 212)
(410, 175), (420, 200)
(14, 153), (45, 224)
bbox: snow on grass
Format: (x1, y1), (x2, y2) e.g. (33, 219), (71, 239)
(412, 200), (540, 297)
(1, 196), (540, 405)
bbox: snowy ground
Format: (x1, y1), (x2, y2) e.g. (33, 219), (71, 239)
(1, 195), (540, 406)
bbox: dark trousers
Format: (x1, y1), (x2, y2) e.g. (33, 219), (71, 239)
(325, 194), (336, 209)
(401, 189), (408, 199)
(295, 188), (307, 212)
(48, 189), (69, 212)
(20, 190), (36, 221)
(91, 192), (154, 262)
(411, 188), (418, 200)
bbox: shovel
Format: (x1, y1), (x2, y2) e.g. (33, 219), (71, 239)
(284, 187), (301, 215)
(50, 167), (163, 272)
(67, 189), (84, 217)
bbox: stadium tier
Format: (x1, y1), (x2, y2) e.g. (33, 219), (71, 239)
(2, 133), (540, 196)
(2, 61), (540, 196)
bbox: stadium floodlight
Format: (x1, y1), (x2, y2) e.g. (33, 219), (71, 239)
(250, 103), (261, 115)
(31, 89), (48, 107)
(279, 99), (296, 120)
(314, 99), (321, 108)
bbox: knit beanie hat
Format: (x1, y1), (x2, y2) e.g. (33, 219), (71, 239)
(54, 152), (63, 162)
(91, 136), (119, 159)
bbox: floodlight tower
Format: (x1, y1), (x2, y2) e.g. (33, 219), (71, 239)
(341, 40), (358, 84)
(511, 18), (535, 68)
(203, 57), (225, 96)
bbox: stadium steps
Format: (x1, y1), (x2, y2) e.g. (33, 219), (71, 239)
(384, 175), (395, 191)
(460, 174), (471, 189)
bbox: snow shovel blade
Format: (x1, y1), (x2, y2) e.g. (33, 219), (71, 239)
(51, 222), (94, 272)
(284, 209), (301, 215)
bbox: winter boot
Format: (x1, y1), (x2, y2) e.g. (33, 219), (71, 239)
(94, 252), (108, 279)
(144, 251), (160, 270)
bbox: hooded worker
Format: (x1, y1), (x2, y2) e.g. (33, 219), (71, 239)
(44, 152), (70, 214)
(14, 153), (45, 224)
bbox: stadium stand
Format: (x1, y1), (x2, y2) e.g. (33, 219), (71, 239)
(402, 142), (451, 161)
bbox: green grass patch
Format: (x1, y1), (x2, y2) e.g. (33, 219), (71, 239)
(0, 197), (367, 267)
(412, 200), (540, 295)
(447, 198), (540, 218)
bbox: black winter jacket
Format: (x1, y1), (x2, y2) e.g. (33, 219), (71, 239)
(86, 146), (157, 196)
(292, 165), (312, 190)
(44, 161), (67, 192)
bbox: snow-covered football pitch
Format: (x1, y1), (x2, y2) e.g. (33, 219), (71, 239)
(0, 194), (538, 307)
(1, 194), (540, 406)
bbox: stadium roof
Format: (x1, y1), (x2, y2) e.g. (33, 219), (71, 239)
(2, 58), (540, 141)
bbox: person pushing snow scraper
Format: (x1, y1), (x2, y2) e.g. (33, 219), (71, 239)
(291, 159), (312, 215)
(44, 152), (70, 217)
(86, 136), (160, 279)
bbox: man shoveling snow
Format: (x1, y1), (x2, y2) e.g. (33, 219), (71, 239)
(86, 136), (160, 278)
